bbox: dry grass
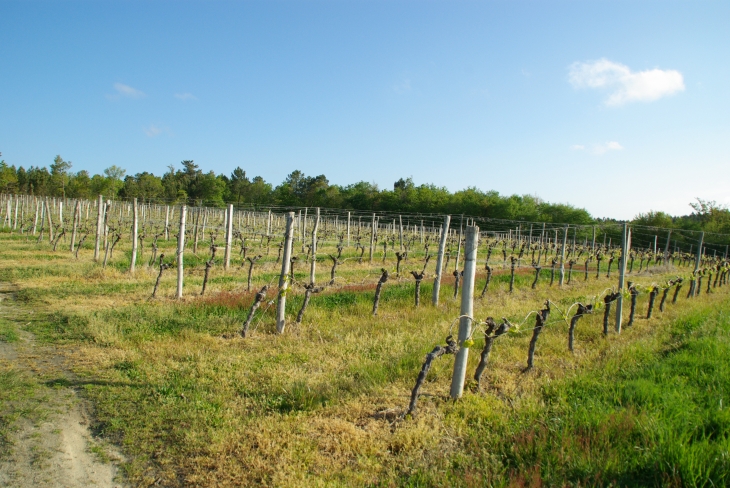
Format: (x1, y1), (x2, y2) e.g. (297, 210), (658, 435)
(0, 230), (726, 486)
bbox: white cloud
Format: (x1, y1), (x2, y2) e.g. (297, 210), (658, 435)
(113, 82), (145, 99)
(144, 125), (162, 137)
(570, 144), (585, 150)
(568, 59), (684, 106)
(593, 141), (623, 155)
(175, 92), (197, 101)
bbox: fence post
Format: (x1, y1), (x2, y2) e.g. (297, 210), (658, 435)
(276, 212), (295, 334)
(692, 231), (704, 297)
(615, 222), (629, 333)
(663, 229), (672, 264)
(164, 205), (170, 240)
(32, 199), (39, 235)
(130, 198), (138, 273)
(176, 205), (187, 299)
(558, 225), (568, 286)
(450, 225), (479, 399)
(45, 197), (55, 242)
(399, 215), (404, 251)
(369, 213), (376, 264)
(224, 204), (233, 270)
(455, 215), (464, 271)
(94, 194), (103, 261)
(310, 207), (320, 284)
(432, 215), (451, 306)
(70, 200), (80, 252)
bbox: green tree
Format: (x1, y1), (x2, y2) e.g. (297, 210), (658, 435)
(50, 155), (72, 197)
(0, 157), (19, 193)
(228, 167), (249, 204)
(66, 170), (92, 199)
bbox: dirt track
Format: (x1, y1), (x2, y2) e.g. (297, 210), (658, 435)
(0, 283), (125, 488)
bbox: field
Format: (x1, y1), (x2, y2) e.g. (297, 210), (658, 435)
(1, 208), (729, 487)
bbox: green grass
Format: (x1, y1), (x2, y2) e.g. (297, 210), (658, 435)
(405, 299), (730, 487)
(0, 366), (39, 460)
(0, 318), (20, 343)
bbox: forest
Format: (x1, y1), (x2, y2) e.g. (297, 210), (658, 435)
(1, 154), (728, 234)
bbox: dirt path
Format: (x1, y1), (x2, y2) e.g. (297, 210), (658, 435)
(0, 283), (126, 488)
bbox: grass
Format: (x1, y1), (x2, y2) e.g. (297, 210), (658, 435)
(0, 229), (727, 486)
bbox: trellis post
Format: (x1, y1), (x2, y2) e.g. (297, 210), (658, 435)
(130, 198), (138, 273)
(176, 205), (187, 299)
(615, 222), (630, 333)
(224, 204), (233, 270)
(94, 194), (103, 261)
(450, 225), (479, 399)
(432, 215), (451, 306)
(276, 212), (295, 334)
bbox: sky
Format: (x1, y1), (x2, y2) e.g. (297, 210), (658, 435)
(1, 0), (728, 220)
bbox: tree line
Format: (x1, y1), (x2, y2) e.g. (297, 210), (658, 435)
(0, 154), (728, 233)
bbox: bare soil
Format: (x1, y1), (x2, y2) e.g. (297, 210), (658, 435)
(0, 283), (126, 488)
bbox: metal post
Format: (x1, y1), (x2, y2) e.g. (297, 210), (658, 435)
(450, 225), (479, 399)
(615, 222), (629, 333)
(276, 212), (295, 334)
(176, 205), (187, 299)
(432, 215), (451, 306)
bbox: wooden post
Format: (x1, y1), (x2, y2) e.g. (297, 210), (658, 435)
(276, 212), (295, 334)
(615, 222), (629, 333)
(45, 197), (54, 241)
(369, 213), (376, 264)
(450, 225), (479, 399)
(130, 198), (138, 273)
(432, 215), (451, 306)
(558, 225), (568, 286)
(591, 225), (596, 254)
(32, 199), (39, 235)
(455, 215), (464, 271)
(224, 204), (233, 270)
(346, 211), (351, 247)
(302, 207), (308, 243)
(663, 230), (672, 264)
(70, 200), (80, 252)
(310, 207), (320, 284)
(399, 215), (404, 251)
(176, 205), (187, 299)
(13, 195), (19, 230)
(692, 232), (704, 297)
(94, 194), (103, 261)
(164, 205), (170, 240)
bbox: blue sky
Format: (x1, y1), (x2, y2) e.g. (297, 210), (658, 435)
(1, 0), (728, 219)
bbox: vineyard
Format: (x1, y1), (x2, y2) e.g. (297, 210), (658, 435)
(1, 193), (730, 487)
